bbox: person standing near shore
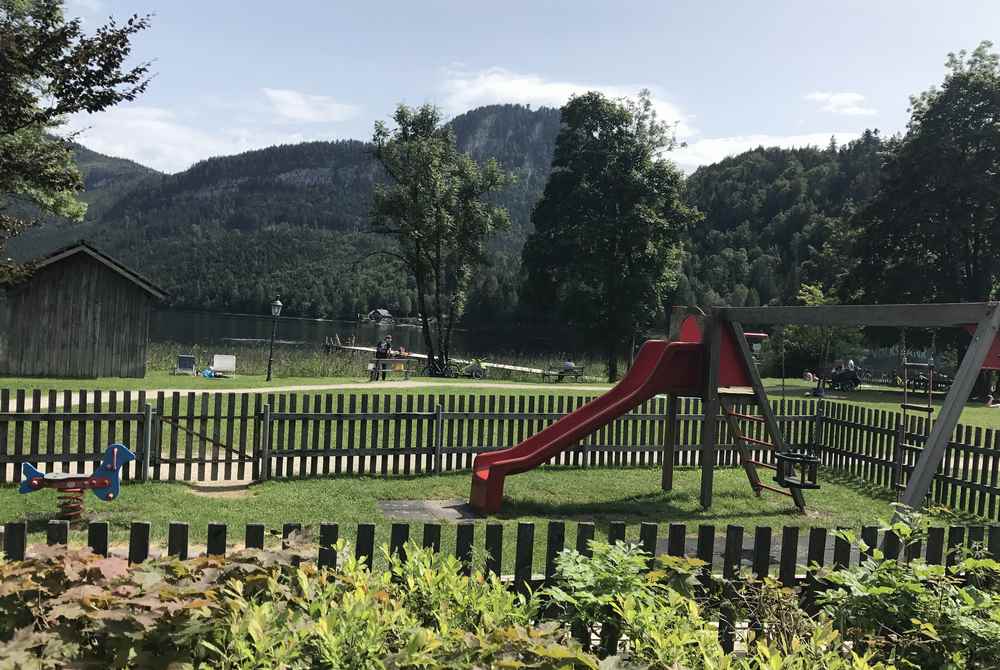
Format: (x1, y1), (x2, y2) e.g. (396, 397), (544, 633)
(373, 335), (393, 381)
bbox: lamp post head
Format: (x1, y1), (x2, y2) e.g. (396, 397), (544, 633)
(270, 297), (283, 318)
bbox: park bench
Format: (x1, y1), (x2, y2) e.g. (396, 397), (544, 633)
(542, 366), (586, 382)
(369, 357), (415, 381)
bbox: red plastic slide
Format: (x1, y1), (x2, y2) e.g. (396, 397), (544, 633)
(469, 339), (705, 513)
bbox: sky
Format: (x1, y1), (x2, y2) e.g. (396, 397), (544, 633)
(64, 0), (1000, 174)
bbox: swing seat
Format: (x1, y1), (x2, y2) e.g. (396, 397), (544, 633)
(774, 450), (820, 490)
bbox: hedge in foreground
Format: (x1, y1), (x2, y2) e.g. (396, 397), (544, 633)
(1, 520), (997, 669)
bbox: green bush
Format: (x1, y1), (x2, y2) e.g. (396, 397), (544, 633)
(0, 525), (994, 669)
(817, 519), (1000, 670)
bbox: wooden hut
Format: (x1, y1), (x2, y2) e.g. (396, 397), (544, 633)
(0, 242), (167, 378)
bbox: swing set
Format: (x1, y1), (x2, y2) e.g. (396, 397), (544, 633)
(690, 302), (1000, 515)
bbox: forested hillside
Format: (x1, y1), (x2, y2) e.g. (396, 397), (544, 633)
(10, 105), (561, 321)
(676, 131), (884, 308)
(11, 108), (891, 323)
(9, 143), (158, 257)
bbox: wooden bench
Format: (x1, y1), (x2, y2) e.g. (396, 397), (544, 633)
(369, 357), (415, 381)
(542, 366), (585, 382)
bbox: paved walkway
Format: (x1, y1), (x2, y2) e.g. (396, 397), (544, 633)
(14, 380), (610, 411)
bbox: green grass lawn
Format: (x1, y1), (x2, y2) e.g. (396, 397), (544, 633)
(6, 372), (991, 430)
(761, 378), (997, 429)
(2, 466), (902, 572)
(0, 372), (371, 394)
(0, 371), (611, 396)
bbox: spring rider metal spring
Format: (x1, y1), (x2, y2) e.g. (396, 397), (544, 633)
(57, 488), (86, 520)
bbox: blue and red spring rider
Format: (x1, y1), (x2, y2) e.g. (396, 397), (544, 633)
(19, 444), (135, 519)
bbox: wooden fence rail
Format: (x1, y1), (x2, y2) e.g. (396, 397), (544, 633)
(4, 518), (998, 592)
(816, 402), (1000, 521)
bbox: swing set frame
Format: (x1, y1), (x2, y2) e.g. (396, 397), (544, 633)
(671, 302), (1000, 515)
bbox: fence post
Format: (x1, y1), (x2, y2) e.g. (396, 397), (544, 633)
(811, 400), (825, 464)
(434, 404), (444, 474)
(661, 395), (678, 490)
(260, 404), (272, 481)
(140, 403), (154, 483)
(891, 414), (904, 495)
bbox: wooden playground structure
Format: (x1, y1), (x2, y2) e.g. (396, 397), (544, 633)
(471, 302), (1000, 516)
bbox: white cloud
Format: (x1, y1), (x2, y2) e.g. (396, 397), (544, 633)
(804, 91), (876, 116)
(439, 67), (695, 138)
(671, 132), (861, 171)
(262, 88), (360, 123)
(64, 106), (314, 173)
(66, 0), (104, 14)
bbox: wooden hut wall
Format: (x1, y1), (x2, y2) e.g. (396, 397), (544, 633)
(2, 254), (152, 378)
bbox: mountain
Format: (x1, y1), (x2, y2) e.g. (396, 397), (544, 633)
(11, 105), (562, 321)
(10, 107), (886, 325)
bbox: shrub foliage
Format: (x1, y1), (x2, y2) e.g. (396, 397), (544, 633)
(2, 517), (997, 669)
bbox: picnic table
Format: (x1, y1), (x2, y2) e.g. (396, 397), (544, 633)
(542, 366), (586, 382)
(369, 357), (416, 381)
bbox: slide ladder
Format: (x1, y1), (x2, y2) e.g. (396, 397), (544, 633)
(719, 395), (806, 510)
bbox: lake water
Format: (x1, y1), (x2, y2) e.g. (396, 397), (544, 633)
(150, 308), (575, 358)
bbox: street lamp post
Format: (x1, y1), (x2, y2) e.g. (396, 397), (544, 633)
(266, 297), (283, 382)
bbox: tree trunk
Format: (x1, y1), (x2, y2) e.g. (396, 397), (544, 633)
(414, 273), (437, 366)
(606, 337), (619, 383)
(433, 231), (445, 371)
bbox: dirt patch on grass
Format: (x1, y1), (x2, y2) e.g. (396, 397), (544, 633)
(185, 482), (253, 499)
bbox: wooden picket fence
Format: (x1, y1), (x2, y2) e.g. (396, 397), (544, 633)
(5, 518), (999, 582)
(817, 403), (1000, 520)
(1, 389), (999, 521)
(0, 390), (820, 483)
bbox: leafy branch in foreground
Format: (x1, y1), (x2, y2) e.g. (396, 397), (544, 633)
(0, 0), (151, 279)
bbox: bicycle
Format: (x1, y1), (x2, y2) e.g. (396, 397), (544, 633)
(421, 359), (459, 378)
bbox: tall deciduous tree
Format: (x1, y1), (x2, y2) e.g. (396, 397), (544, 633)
(371, 104), (512, 370)
(851, 42), (1000, 305)
(522, 91), (699, 381)
(0, 0), (150, 279)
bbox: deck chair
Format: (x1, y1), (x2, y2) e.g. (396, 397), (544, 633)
(174, 354), (196, 375)
(211, 354), (237, 376)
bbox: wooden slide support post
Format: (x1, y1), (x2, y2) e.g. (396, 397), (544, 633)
(898, 304), (1000, 515)
(661, 394), (678, 491)
(727, 320), (807, 511)
(700, 316), (722, 509)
